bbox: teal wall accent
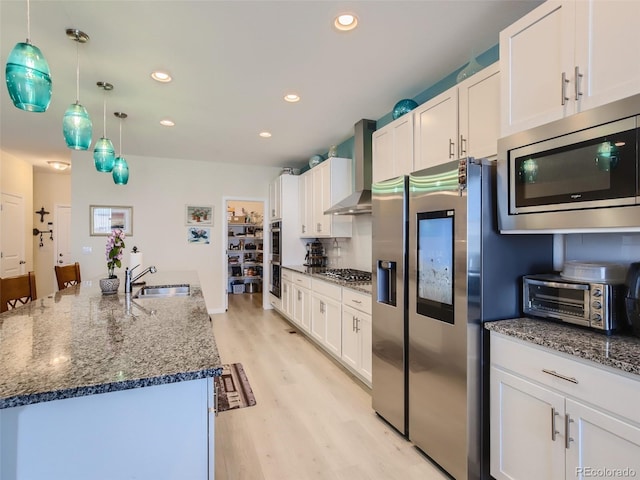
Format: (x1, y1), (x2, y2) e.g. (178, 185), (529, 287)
(305, 44), (499, 172)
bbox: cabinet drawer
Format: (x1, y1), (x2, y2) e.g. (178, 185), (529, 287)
(269, 294), (282, 311)
(491, 332), (640, 424)
(292, 272), (311, 289)
(312, 278), (342, 301)
(342, 288), (371, 315)
(281, 269), (293, 281)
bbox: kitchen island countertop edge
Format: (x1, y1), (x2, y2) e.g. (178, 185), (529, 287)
(0, 271), (221, 409)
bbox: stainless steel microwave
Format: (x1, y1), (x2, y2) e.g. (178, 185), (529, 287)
(497, 93), (640, 233)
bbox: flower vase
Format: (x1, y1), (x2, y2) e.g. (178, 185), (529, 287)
(100, 276), (120, 295)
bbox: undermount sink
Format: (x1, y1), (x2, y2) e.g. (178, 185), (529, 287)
(133, 284), (191, 298)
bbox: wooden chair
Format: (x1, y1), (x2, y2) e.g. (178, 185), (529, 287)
(1, 272), (37, 313)
(55, 262), (82, 290)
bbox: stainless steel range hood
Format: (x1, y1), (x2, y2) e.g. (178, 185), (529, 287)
(324, 118), (377, 215)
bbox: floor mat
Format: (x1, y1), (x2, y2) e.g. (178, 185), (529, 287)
(214, 363), (257, 412)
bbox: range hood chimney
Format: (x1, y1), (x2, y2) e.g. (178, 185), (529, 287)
(324, 118), (376, 215)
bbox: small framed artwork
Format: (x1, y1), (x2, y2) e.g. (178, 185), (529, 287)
(90, 205), (133, 236)
(188, 227), (211, 244)
(186, 205), (213, 226)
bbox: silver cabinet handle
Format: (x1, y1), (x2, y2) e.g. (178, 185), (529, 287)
(574, 66), (583, 101)
(551, 407), (560, 441)
(565, 414), (574, 449)
(214, 383), (219, 417)
(448, 139), (455, 158)
(352, 315), (356, 331)
(351, 299), (362, 304)
(561, 72), (570, 105)
(459, 134), (467, 157)
(354, 316), (360, 333)
(317, 223), (322, 233)
(297, 291), (302, 301)
(302, 225), (306, 234)
(542, 369), (578, 384)
(320, 301), (325, 314)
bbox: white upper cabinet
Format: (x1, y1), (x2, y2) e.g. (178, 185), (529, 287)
(298, 173), (313, 237)
(372, 113), (414, 183)
(413, 87), (458, 171)
(500, 0), (640, 137)
(458, 62), (500, 160)
(268, 176), (282, 220)
(574, 0), (640, 111)
(413, 62), (500, 171)
(300, 157), (352, 238)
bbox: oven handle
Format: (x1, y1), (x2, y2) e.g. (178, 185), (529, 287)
(525, 278), (589, 290)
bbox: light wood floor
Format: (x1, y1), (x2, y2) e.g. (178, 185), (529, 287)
(212, 293), (449, 480)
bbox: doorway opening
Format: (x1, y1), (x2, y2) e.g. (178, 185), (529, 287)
(225, 199), (265, 310)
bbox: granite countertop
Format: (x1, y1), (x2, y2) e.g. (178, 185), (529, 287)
(485, 317), (640, 377)
(282, 265), (372, 295)
(0, 271), (221, 409)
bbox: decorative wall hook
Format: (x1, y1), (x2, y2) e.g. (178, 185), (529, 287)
(33, 227), (53, 247)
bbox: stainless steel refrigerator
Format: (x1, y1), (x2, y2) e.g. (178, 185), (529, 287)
(373, 158), (553, 479)
(372, 175), (409, 436)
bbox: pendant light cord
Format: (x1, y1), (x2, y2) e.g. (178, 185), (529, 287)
(102, 91), (107, 137)
(119, 119), (123, 157)
(75, 40), (80, 103)
(26, 0), (31, 42)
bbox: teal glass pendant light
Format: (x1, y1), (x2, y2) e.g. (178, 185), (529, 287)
(112, 112), (130, 185)
(93, 81), (116, 172)
(5, 0), (52, 112)
(62, 29), (92, 150)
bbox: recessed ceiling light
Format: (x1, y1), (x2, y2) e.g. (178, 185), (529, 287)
(334, 13), (358, 31)
(160, 119), (175, 127)
(259, 131), (272, 138)
(151, 71), (172, 83)
(283, 93), (300, 103)
(47, 161), (70, 171)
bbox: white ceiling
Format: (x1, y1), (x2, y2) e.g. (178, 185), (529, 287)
(0, 0), (542, 173)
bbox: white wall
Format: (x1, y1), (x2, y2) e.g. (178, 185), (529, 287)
(322, 215), (372, 271)
(0, 150), (34, 276)
(33, 171), (71, 296)
(563, 233), (640, 270)
(71, 151), (279, 313)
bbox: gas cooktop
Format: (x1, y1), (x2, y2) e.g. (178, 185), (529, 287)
(316, 268), (372, 284)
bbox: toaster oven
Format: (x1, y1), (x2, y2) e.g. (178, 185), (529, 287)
(523, 274), (626, 333)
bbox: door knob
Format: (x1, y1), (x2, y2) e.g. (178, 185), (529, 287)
(19, 260), (26, 264)
(58, 260), (64, 264)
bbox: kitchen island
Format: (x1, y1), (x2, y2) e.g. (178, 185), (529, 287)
(0, 271), (221, 480)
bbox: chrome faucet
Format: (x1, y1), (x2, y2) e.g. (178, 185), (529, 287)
(124, 264), (157, 294)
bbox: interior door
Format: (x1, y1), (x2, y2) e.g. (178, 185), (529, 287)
(1, 192), (25, 277)
(55, 204), (73, 268)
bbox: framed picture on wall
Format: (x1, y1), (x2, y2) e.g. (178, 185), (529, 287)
(187, 227), (211, 244)
(90, 205), (133, 236)
(186, 205), (213, 226)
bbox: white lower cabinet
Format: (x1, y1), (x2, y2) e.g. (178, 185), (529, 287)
(310, 278), (342, 357)
(274, 270), (373, 386)
(341, 305), (372, 386)
(341, 288), (372, 385)
(291, 273), (311, 332)
(281, 270), (293, 318)
(490, 332), (640, 480)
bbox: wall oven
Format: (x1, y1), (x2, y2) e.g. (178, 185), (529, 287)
(269, 221), (281, 298)
(498, 93), (640, 232)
